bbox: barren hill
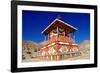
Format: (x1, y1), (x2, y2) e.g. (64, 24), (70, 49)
(22, 40), (90, 62)
(79, 40), (90, 59)
(68, 40), (90, 60)
(79, 40), (90, 49)
(22, 40), (43, 62)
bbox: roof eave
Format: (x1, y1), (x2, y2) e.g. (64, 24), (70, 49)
(41, 18), (78, 34)
(41, 18), (58, 34)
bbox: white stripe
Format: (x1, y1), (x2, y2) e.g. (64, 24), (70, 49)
(72, 44), (78, 45)
(59, 42), (69, 45)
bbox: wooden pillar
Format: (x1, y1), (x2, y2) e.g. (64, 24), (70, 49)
(57, 26), (59, 40)
(57, 55), (60, 60)
(64, 31), (65, 37)
(46, 55), (49, 60)
(51, 55), (53, 60)
(62, 54), (64, 59)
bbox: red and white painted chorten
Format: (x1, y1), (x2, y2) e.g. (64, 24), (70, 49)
(41, 17), (80, 61)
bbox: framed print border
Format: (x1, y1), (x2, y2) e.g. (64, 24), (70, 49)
(11, 1), (97, 72)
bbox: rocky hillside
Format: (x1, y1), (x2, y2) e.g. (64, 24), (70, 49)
(68, 40), (90, 60)
(79, 40), (90, 59)
(79, 40), (90, 49)
(22, 40), (90, 62)
(22, 40), (43, 62)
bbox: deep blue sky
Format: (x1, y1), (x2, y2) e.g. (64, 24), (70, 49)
(22, 10), (90, 44)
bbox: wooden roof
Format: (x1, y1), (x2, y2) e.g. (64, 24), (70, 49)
(42, 18), (77, 35)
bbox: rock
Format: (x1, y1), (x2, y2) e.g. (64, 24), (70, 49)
(22, 40), (43, 62)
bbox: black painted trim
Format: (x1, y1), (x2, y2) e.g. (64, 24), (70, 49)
(11, 1), (97, 72)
